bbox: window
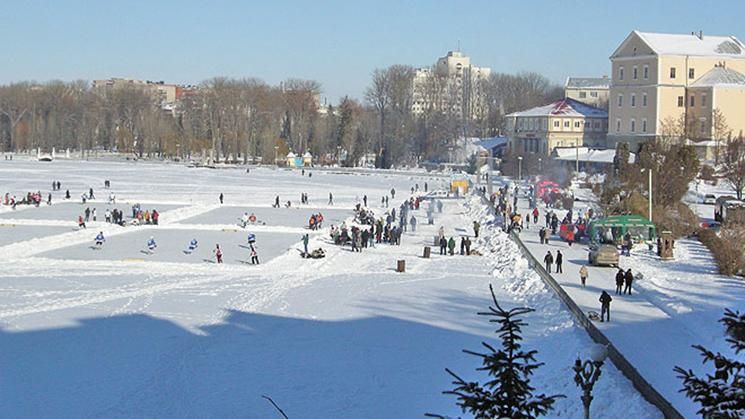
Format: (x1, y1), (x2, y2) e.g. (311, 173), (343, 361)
(631, 94), (636, 107)
(553, 120), (560, 128)
(670, 67), (676, 79)
(702, 94), (707, 107)
(642, 119), (647, 132)
(616, 119), (621, 132)
(617, 94), (623, 107)
(677, 96), (684, 107)
(643, 65), (649, 79)
(579, 91), (587, 98)
(633, 66), (638, 80)
(590, 91), (598, 98)
(574, 121), (581, 128)
(689, 68), (695, 79)
(564, 121), (570, 128)
(690, 95), (695, 107)
(584, 121), (590, 128)
(700, 119), (706, 134)
(594, 121), (601, 129)
(630, 119), (636, 132)
(619, 66), (624, 80)
(642, 93), (648, 107)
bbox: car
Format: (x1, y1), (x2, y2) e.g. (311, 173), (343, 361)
(702, 194), (717, 205)
(588, 244), (619, 267)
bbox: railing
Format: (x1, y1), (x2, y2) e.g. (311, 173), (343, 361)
(476, 192), (683, 419)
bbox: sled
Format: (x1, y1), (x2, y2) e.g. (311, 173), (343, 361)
(587, 311), (601, 321)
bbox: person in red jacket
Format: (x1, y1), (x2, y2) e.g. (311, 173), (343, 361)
(78, 215), (86, 229)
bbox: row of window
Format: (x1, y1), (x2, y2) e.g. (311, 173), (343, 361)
(618, 65), (695, 81)
(677, 94), (707, 108)
(615, 118), (648, 133)
(616, 92), (648, 108)
(577, 91), (600, 99)
(512, 118), (606, 131)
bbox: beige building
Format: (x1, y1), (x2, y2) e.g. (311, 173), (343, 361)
(505, 98), (608, 155)
(565, 77), (610, 109)
(608, 30), (745, 150)
(92, 78), (180, 105)
(412, 51), (491, 120)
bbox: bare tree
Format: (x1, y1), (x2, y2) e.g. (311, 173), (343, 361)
(711, 108), (730, 165)
(722, 136), (745, 200)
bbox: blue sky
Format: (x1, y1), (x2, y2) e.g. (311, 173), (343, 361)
(3, 1), (745, 102)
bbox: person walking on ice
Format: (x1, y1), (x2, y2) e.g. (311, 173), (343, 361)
(219, 193), (224, 204)
(599, 291), (612, 322)
(94, 231), (105, 248)
(544, 251), (554, 273)
(214, 244), (223, 264)
(302, 233), (309, 257)
(579, 265), (589, 287)
(78, 215), (86, 229)
(328, 192), (333, 205)
(185, 238), (198, 254)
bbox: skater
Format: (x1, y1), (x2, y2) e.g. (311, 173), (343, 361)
(274, 196), (280, 208)
(214, 244), (223, 264)
(89, 187), (95, 200)
(615, 269), (625, 295)
(250, 244), (259, 264)
(624, 269), (634, 295)
(302, 233), (309, 257)
(85, 207), (91, 222)
(146, 236), (157, 253)
(186, 238), (199, 254)
(241, 212), (250, 228)
(219, 193), (224, 204)
(447, 237), (456, 256)
(579, 265), (589, 287)
(424, 182), (428, 192)
(65, 189), (70, 199)
(92, 208), (97, 222)
(599, 291), (612, 322)
(439, 236), (448, 255)
(473, 221), (480, 238)
(105, 209), (112, 223)
(555, 250), (563, 273)
(544, 251), (554, 273)
(94, 231), (105, 247)
(78, 215), (87, 229)
(47, 193), (52, 205)
(363, 195), (367, 207)
(409, 215), (417, 232)
(328, 192), (333, 205)
(390, 188), (395, 199)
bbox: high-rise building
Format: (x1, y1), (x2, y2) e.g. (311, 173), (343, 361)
(412, 51), (491, 120)
(608, 30), (745, 150)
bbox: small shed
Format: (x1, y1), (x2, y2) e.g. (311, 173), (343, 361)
(588, 215), (657, 244)
(285, 152), (297, 167)
(302, 152), (313, 166)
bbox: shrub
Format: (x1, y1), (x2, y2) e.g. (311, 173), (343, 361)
(700, 165), (716, 182)
(699, 227), (745, 277)
(652, 203), (699, 238)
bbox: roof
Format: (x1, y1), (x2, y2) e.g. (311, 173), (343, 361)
(475, 136), (508, 151)
(553, 147), (635, 164)
(506, 98), (608, 118)
(691, 67), (745, 87)
(634, 31), (745, 57)
(565, 77), (610, 89)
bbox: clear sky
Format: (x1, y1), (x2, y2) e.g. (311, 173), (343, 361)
(3, 0), (745, 103)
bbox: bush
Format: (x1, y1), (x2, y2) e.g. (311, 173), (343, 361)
(652, 203), (699, 238)
(698, 227), (745, 277)
(700, 165), (716, 182)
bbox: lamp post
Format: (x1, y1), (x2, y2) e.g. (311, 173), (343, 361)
(337, 145), (342, 166)
(538, 157), (542, 173)
(274, 145), (279, 166)
(517, 156), (523, 182)
(574, 344), (608, 419)
(641, 168), (652, 222)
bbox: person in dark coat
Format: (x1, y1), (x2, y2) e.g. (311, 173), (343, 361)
(599, 291), (612, 322)
(544, 251), (554, 273)
(447, 237), (456, 255)
(615, 269), (625, 295)
(439, 236), (448, 255)
(624, 269), (634, 295)
(219, 193), (224, 204)
(555, 250), (563, 273)
(460, 237), (466, 255)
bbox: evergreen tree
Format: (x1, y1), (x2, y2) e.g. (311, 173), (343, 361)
(674, 309), (745, 418)
(443, 285), (563, 418)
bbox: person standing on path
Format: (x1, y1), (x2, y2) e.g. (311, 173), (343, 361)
(363, 195), (367, 207)
(624, 269), (634, 295)
(555, 250), (563, 273)
(390, 188), (395, 199)
(439, 236), (448, 255)
(447, 237), (456, 255)
(473, 221), (480, 238)
(599, 291), (612, 322)
(460, 237), (466, 255)
(544, 251), (554, 273)
(579, 265), (589, 287)
(302, 233), (309, 257)
(219, 193), (224, 204)
(615, 269), (625, 295)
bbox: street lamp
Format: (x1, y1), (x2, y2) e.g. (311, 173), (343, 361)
(274, 145), (279, 166)
(337, 145), (342, 166)
(641, 168), (652, 222)
(517, 156), (523, 182)
(574, 344), (608, 419)
(538, 157), (542, 173)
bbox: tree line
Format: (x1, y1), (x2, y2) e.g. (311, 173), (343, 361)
(0, 69), (560, 166)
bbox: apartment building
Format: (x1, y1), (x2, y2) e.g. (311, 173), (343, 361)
(92, 78), (185, 106)
(565, 76), (610, 109)
(607, 30), (745, 150)
(505, 98), (608, 156)
(412, 51), (491, 120)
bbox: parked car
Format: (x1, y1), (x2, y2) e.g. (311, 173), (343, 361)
(588, 244), (619, 267)
(702, 194), (717, 205)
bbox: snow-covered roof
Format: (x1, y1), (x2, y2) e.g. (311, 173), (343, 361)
(303, 152), (312, 157)
(691, 67), (745, 87)
(635, 31), (745, 57)
(553, 147), (635, 164)
(286, 152), (296, 158)
(565, 77), (610, 89)
(506, 98), (608, 118)
(476, 136), (508, 151)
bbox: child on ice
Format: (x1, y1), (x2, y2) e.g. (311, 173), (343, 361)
(94, 232), (105, 247)
(146, 236), (157, 252)
(185, 238), (198, 254)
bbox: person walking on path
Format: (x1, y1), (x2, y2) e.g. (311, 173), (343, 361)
(599, 291), (612, 322)
(302, 233), (309, 258)
(555, 250), (563, 273)
(615, 269), (625, 295)
(532, 207), (539, 224)
(624, 269), (634, 295)
(544, 251), (554, 273)
(409, 215), (417, 232)
(447, 237), (456, 255)
(473, 221), (480, 238)
(219, 193), (224, 204)
(579, 265), (589, 287)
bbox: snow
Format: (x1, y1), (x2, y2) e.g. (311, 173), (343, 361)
(512, 179), (745, 418)
(506, 97), (608, 118)
(0, 159), (660, 418)
(635, 31), (745, 57)
(691, 66), (745, 87)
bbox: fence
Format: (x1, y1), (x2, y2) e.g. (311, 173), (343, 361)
(477, 192), (683, 419)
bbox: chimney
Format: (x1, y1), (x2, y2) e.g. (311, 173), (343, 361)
(698, 30), (704, 40)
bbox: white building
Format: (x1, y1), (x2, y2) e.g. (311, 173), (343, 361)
(412, 51), (491, 120)
(565, 76), (610, 109)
